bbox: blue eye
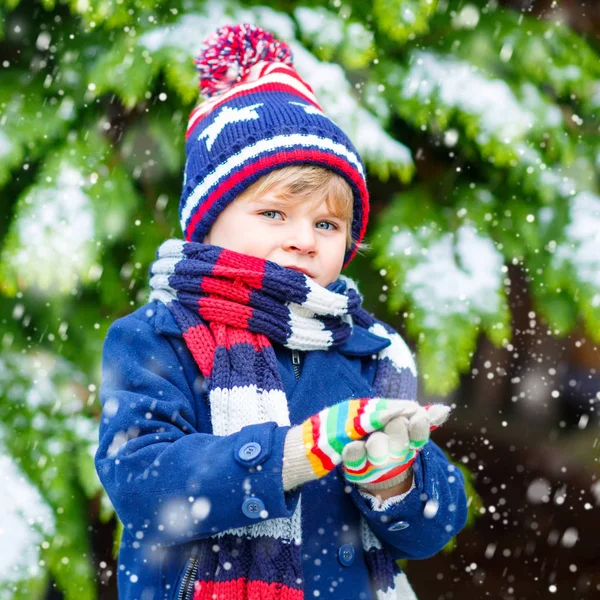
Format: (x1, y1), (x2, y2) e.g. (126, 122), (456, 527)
(261, 211), (283, 220)
(316, 221), (337, 231)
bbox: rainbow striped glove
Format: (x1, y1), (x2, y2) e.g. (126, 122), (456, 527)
(341, 403), (451, 492)
(282, 398), (420, 491)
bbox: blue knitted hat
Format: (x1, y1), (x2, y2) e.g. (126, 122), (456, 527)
(181, 23), (370, 268)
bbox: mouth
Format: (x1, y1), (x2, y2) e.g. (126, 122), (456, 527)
(285, 266), (314, 278)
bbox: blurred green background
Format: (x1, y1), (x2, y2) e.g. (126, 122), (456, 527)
(0, 0), (599, 598)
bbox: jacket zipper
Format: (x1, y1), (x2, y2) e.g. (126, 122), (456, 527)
(177, 557), (199, 600)
(292, 349), (302, 380)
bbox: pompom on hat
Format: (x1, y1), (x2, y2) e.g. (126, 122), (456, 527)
(180, 23), (370, 268)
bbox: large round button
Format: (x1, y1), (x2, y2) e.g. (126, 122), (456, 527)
(388, 520), (410, 531)
(242, 497), (265, 519)
(338, 543), (355, 567)
(238, 442), (262, 461)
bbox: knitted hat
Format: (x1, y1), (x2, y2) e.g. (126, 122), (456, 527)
(180, 23), (370, 269)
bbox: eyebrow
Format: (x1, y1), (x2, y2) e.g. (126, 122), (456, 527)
(251, 196), (288, 206)
(250, 196), (343, 219)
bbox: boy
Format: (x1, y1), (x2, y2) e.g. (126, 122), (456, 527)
(95, 24), (468, 600)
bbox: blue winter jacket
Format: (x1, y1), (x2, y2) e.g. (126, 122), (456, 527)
(95, 300), (468, 600)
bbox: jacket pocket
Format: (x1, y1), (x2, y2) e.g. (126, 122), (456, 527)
(337, 367), (374, 399)
(174, 556), (199, 600)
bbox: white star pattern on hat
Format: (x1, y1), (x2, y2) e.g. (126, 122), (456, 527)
(288, 101), (331, 121)
(198, 103), (264, 151)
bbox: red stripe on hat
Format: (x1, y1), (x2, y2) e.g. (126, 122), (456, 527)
(262, 64), (314, 88)
(184, 148), (369, 248)
(258, 61), (273, 78)
(187, 79), (322, 140)
(187, 63), (311, 127)
(266, 64), (317, 95)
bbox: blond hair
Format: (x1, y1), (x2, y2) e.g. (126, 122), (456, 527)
(235, 165), (369, 253)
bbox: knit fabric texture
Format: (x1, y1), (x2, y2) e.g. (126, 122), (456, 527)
(181, 23), (370, 269)
(342, 403), (451, 491)
(148, 239), (419, 600)
(283, 398), (426, 490)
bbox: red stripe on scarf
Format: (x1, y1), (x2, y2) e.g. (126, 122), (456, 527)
(199, 276), (253, 304)
(193, 577), (303, 600)
(213, 249), (266, 290)
(198, 297), (253, 329)
(254, 333), (272, 351)
(224, 329), (267, 350)
(182, 322), (215, 377)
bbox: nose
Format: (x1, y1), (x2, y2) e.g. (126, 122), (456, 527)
(285, 220), (317, 255)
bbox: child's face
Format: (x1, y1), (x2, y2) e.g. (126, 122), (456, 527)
(204, 187), (348, 287)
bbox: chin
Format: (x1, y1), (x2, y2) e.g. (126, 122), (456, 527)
(314, 276), (332, 287)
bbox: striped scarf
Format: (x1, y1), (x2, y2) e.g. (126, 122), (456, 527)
(149, 239), (418, 600)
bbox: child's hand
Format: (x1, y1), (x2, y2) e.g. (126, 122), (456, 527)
(341, 403), (451, 492)
(282, 398), (422, 491)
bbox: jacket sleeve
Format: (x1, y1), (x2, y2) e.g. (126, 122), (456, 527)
(344, 440), (468, 560)
(346, 320), (468, 559)
(95, 309), (300, 547)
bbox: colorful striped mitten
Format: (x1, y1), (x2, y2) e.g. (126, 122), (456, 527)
(282, 398), (420, 491)
(341, 403), (451, 491)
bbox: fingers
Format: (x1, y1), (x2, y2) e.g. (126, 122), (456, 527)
(342, 403), (452, 488)
(342, 433), (399, 471)
(360, 398), (421, 435)
(342, 440), (367, 470)
(407, 405), (430, 449)
(343, 398), (451, 450)
(378, 398), (422, 422)
(364, 432), (389, 466)
(425, 403), (451, 428)
(384, 416), (410, 457)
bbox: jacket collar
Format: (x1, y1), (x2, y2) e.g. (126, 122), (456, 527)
(153, 301), (391, 357)
(335, 323), (391, 356)
(153, 301), (183, 337)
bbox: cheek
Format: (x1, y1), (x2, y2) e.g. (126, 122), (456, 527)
(322, 241), (345, 273)
(208, 215), (256, 251)
(328, 235), (348, 260)
(233, 223), (277, 256)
